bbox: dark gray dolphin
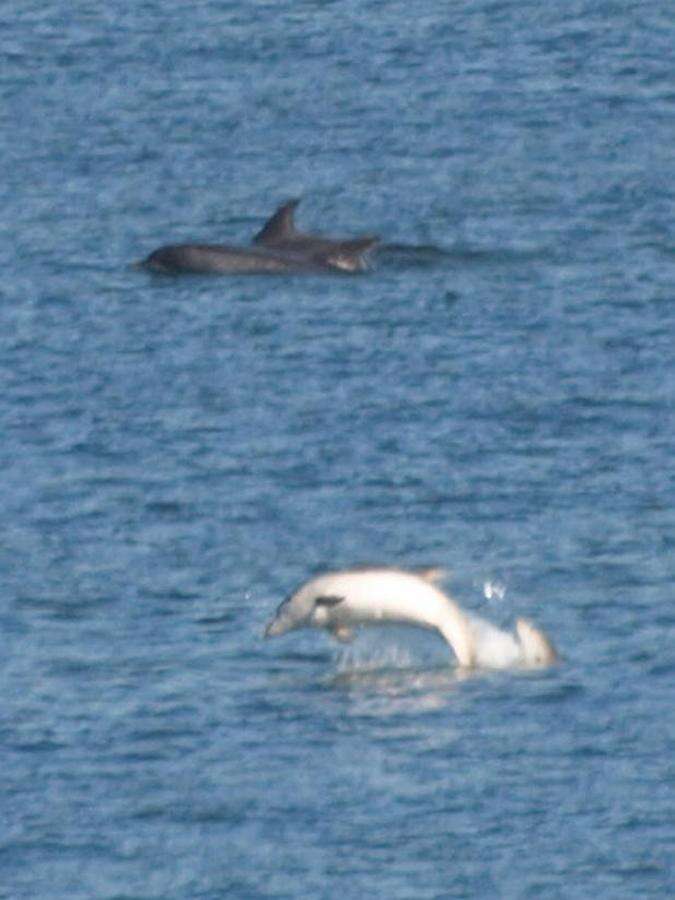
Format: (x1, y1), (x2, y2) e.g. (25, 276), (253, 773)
(139, 243), (354, 275)
(253, 198), (379, 267)
(138, 199), (377, 275)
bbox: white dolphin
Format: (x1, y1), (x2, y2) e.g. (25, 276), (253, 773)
(264, 566), (557, 670)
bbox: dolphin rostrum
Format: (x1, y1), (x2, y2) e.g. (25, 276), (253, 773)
(252, 198), (379, 269)
(264, 566), (558, 670)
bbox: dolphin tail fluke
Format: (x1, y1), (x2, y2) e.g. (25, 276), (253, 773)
(436, 598), (476, 668)
(252, 198), (301, 244)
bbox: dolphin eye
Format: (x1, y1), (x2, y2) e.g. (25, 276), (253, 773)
(314, 595), (345, 608)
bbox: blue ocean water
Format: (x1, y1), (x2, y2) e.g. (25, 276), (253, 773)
(1, 1), (674, 897)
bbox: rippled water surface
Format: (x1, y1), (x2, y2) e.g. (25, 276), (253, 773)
(2, 2), (674, 898)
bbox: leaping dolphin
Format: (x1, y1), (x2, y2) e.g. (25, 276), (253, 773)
(253, 198), (379, 268)
(264, 566), (558, 670)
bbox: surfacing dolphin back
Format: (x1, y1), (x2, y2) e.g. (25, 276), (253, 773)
(252, 198), (379, 269)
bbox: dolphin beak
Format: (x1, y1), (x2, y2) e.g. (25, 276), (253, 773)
(264, 615), (296, 639)
(264, 618), (282, 639)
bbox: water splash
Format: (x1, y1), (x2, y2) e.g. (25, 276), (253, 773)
(482, 579), (506, 602)
(335, 639), (417, 674)
(326, 633), (470, 716)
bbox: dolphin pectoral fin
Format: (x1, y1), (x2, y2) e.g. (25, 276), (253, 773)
(330, 625), (355, 643)
(314, 595), (345, 608)
(312, 595), (346, 628)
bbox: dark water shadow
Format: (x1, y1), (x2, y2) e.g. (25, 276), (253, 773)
(374, 242), (555, 271)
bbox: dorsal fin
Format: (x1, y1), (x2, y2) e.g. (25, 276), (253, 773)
(253, 199), (300, 245)
(413, 566), (448, 585)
